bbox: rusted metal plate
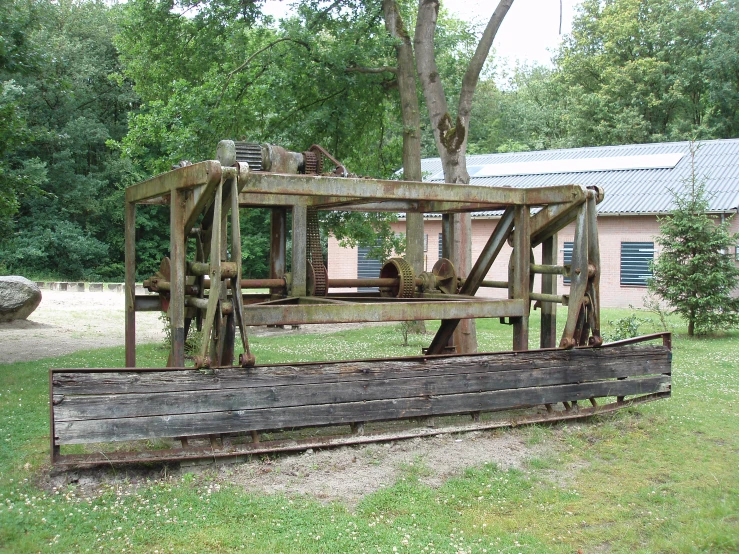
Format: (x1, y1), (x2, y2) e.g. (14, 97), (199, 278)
(125, 161), (223, 203)
(239, 298), (525, 326)
(242, 173), (585, 206)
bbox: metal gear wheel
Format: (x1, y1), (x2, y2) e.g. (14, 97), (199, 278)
(379, 257), (416, 298)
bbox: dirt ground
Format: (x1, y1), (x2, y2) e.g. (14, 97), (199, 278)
(9, 290), (554, 502)
(0, 289), (391, 364)
(0, 289), (164, 363)
(224, 431), (540, 505)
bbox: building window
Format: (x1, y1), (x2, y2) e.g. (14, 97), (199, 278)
(562, 242), (573, 285)
(621, 242), (655, 286)
(438, 233), (443, 259)
(357, 245), (382, 291)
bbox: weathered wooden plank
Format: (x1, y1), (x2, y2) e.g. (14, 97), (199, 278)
(54, 376), (670, 444)
(54, 352), (671, 421)
(53, 392), (670, 469)
(52, 346), (670, 395)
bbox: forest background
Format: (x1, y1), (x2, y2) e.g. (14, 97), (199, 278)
(1, 0), (738, 281)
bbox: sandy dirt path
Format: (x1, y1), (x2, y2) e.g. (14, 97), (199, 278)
(0, 290), (165, 364)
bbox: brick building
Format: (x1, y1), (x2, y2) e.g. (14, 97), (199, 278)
(328, 138), (739, 308)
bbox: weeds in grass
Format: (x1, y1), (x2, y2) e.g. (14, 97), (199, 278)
(603, 313), (652, 342)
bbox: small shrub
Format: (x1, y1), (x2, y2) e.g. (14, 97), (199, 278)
(643, 293), (670, 332)
(604, 314), (652, 342)
(159, 312), (203, 355)
(397, 320), (411, 346)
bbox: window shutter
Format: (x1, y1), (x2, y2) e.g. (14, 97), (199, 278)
(620, 242), (655, 286)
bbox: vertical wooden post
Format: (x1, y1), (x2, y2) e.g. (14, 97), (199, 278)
(170, 190), (187, 367)
(270, 208), (287, 297)
(124, 200), (136, 368)
(441, 213), (452, 259)
(540, 234), (558, 348)
(454, 212), (477, 353)
(292, 205), (307, 297)
(406, 212), (425, 272)
(441, 213), (454, 351)
(512, 206), (531, 351)
(561, 204), (589, 348)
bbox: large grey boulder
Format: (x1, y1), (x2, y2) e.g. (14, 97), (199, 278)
(0, 276), (42, 322)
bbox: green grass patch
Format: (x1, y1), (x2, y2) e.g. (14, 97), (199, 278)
(1, 308), (738, 552)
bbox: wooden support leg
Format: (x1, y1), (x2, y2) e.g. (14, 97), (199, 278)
(125, 201), (136, 368)
(454, 212), (477, 354)
(586, 190), (602, 345)
(292, 205), (307, 297)
(560, 204), (589, 349)
(197, 180), (224, 367)
(540, 234), (558, 349)
(270, 208), (287, 298)
(427, 209), (515, 355)
(170, 190), (187, 367)
(512, 206), (531, 351)
(441, 213), (454, 351)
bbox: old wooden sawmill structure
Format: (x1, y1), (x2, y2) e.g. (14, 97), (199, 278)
(50, 141), (672, 467)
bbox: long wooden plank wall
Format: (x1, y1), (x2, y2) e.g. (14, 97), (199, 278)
(51, 346), (671, 447)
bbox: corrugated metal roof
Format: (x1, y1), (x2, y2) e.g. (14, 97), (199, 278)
(421, 138), (739, 215)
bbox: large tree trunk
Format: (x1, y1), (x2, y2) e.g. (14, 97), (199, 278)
(414, 0), (514, 353)
(383, 0), (425, 333)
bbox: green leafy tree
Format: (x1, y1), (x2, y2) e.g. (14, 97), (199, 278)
(116, 0), (415, 275)
(464, 0), (739, 155)
(649, 145), (739, 336)
(0, 0), (47, 246)
(0, 0), (139, 280)
(554, 0), (721, 146)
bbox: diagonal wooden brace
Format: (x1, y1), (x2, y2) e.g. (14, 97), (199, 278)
(426, 208), (516, 355)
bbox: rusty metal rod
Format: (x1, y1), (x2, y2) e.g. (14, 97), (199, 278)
(185, 297), (233, 314)
(189, 261), (238, 279)
(530, 292), (567, 304)
(201, 277), (285, 289)
(200, 277), (427, 290)
(329, 278), (414, 288)
(530, 263), (567, 275)
(477, 279), (510, 289)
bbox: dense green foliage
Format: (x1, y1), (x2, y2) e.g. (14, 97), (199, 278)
(469, 0), (739, 152)
(649, 147), (739, 335)
(1, 0), (739, 279)
(0, 0), (138, 279)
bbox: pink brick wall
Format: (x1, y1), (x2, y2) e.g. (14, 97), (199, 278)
(328, 212), (739, 308)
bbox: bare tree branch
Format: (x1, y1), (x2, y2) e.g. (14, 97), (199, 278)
(414, 0), (450, 141)
(276, 87), (348, 124)
(458, 0), (513, 121)
(217, 38), (310, 106)
(345, 66), (397, 74)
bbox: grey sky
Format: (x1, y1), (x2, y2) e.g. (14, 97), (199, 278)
(260, 0), (579, 67)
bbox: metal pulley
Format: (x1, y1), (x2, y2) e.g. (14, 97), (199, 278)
(431, 258), (457, 294)
(379, 257), (416, 298)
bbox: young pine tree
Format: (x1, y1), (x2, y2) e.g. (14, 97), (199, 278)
(649, 146), (739, 336)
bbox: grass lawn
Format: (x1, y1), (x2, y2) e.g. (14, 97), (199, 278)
(1, 308), (737, 553)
